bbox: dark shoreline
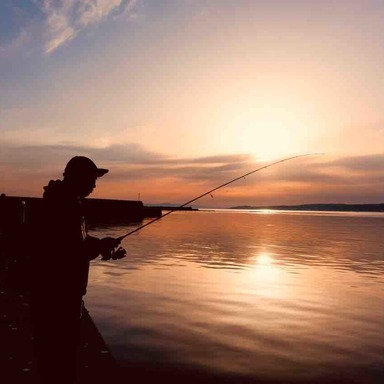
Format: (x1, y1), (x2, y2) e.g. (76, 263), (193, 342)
(231, 203), (384, 213)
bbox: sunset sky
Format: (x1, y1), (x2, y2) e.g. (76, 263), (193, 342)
(1, 0), (384, 207)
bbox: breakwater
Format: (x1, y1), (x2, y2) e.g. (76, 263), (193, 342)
(0, 195), (162, 227)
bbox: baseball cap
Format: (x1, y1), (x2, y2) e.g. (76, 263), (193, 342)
(64, 156), (109, 178)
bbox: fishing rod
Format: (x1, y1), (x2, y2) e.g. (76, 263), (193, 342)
(117, 153), (321, 241)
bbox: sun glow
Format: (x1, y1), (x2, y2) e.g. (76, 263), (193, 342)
(216, 89), (318, 160)
(231, 115), (296, 161)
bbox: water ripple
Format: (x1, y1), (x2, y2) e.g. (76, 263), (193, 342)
(87, 211), (384, 382)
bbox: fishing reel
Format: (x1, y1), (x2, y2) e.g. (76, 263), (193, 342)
(101, 246), (127, 261)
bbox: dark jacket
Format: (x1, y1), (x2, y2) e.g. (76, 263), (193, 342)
(32, 179), (99, 303)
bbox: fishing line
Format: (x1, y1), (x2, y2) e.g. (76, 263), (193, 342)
(117, 153), (322, 241)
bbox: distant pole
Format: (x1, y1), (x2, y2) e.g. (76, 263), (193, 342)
(138, 193), (140, 201)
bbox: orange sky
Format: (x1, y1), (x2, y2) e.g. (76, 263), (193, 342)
(1, 1), (384, 207)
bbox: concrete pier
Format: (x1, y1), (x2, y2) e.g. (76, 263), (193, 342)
(0, 270), (117, 383)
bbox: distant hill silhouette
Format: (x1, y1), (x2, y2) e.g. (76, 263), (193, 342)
(231, 203), (384, 212)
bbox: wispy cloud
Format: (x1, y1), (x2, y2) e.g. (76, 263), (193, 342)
(35, 0), (138, 54)
(2, 141), (382, 184)
(0, 0), (138, 58)
(328, 153), (384, 173)
(0, 141), (251, 174)
(2, 141), (384, 205)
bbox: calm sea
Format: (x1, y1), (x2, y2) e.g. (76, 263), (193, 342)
(86, 210), (384, 383)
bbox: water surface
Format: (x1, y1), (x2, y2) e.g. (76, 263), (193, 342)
(86, 210), (384, 383)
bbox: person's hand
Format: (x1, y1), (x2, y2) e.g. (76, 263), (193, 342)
(111, 246), (127, 260)
(100, 236), (120, 250)
(100, 237), (121, 260)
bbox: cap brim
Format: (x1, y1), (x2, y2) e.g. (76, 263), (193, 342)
(96, 168), (109, 177)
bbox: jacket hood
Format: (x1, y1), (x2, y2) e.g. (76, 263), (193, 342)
(43, 179), (64, 200)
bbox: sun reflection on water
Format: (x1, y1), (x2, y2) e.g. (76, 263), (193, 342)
(247, 252), (287, 299)
(256, 252), (274, 266)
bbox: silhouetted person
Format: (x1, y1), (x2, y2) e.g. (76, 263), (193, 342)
(31, 156), (126, 384)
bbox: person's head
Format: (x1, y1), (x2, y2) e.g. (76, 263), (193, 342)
(63, 156), (108, 198)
